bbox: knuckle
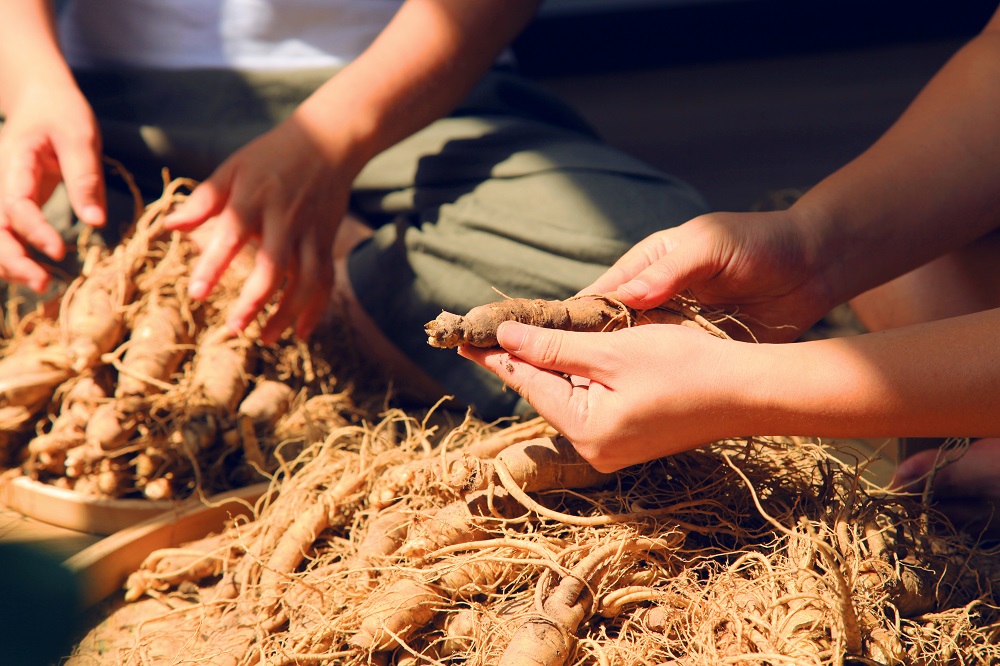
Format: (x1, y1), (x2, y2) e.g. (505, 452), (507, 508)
(530, 330), (567, 367)
(63, 122), (100, 148)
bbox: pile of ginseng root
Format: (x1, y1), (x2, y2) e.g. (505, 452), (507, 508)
(9, 178), (1000, 664)
(68, 409), (1000, 666)
(0, 176), (369, 502)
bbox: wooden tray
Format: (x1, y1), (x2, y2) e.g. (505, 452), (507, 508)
(0, 475), (175, 536)
(65, 482), (269, 608)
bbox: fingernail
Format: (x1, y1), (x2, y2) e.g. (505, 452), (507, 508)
(44, 242), (66, 260)
(497, 321), (527, 353)
(620, 280), (650, 301)
(189, 279), (209, 300)
(80, 205), (104, 226)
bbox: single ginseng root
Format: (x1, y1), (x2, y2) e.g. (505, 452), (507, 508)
(424, 295), (726, 349)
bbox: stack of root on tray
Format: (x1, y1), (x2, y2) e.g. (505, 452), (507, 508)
(0, 177), (367, 503)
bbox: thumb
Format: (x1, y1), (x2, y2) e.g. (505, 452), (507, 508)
(610, 230), (721, 309)
(497, 321), (606, 381)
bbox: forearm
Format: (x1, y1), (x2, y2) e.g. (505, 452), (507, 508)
(793, 9), (1000, 304)
(288, 0), (540, 174)
(742, 308), (1000, 438)
(0, 1), (75, 114)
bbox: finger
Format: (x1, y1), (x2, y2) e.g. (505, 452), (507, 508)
(188, 208), (253, 301)
(258, 272), (298, 344)
(579, 233), (675, 297)
(585, 224), (726, 310)
(227, 244), (286, 333)
(0, 153), (67, 260)
(0, 227), (52, 293)
(892, 439), (1000, 495)
(260, 211), (336, 343)
(494, 321), (615, 383)
(163, 177), (227, 231)
(459, 344), (589, 432)
(292, 236), (335, 342)
(2, 198), (66, 261)
(226, 209), (293, 333)
(52, 130), (106, 227)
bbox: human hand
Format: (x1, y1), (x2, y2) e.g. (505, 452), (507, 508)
(163, 118), (354, 344)
(583, 210), (835, 343)
(461, 321), (752, 472)
(893, 438), (1000, 536)
(0, 85), (105, 293)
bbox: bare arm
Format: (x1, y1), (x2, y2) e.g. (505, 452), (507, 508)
(749, 309), (1000, 439)
(795, 7), (1000, 304)
(165, 0), (542, 342)
(0, 0), (105, 291)
(583, 6), (1000, 341)
(296, 0), (542, 170)
(0, 1), (71, 110)
(462, 307), (1000, 472)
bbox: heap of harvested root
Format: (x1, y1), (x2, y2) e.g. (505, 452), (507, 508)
(71, 409), (1000, 665)
(0, 177), (366, 501)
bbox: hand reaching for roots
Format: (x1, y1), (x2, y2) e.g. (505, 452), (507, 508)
(163, 118), (351, 345)
(0, 85), (106, 293)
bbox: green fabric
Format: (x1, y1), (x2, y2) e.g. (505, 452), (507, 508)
(348, 72), (709, 419)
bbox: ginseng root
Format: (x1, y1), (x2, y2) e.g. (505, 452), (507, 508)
(425, 295), (724, 349)
(499, 537), (670, 666)
(451, 435), (615, 496)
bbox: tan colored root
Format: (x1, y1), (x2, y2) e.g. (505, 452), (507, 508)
(125, 532), (242, 602)
(61, 248), (136, 372)
(85, 396), (144, 451)
(499, 537), (677, 666)
(425, 295), (726, 349)
(368, 416), (557, 508)
(350, 578), (444, 651)
(453, 435), (615, 496)
(26, 374), (107, 473)
(237, 380), (297, 470)
(0, 330), (73, 411)
(239, 380), (296, 429)
(113, 293), (191, 397)
(188, 324), (254, 413)
(397, 488), (524, 560)
(68, 411), (1000, 666)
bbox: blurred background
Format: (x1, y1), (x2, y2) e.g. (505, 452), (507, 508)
(512, 0), (998, 211)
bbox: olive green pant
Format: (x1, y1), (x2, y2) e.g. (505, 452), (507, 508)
(3, 67), (709, 419)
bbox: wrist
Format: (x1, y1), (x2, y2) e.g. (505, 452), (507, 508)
(290, 86), (382, 178)
(746, 336), (884, 439)
(1, 67), (79, 117)
(787, 198), (863, 311)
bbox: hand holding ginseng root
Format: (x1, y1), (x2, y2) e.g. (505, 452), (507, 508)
(425, 293), (746, 472)
(427, 208), (832, 472)
(456, 305), (752, 472)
